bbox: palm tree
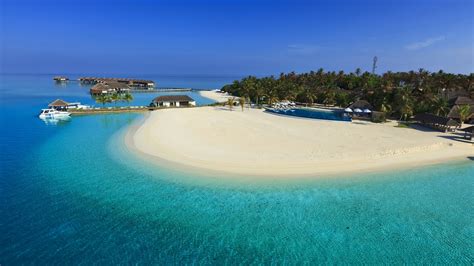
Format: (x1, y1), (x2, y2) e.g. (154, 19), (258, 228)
(111, 93), (120, 107)
(95, 93), (110, 108)
(238, 97), (245, 111)
(431, 97), (449, 116)
(122, 93), (133, 109)
(253, 80), (264, 106)
(458, 105), (471, 127)
(355, 68), (362, 77)
(301, 86), (316, 106)
(394, 86), (413, 121)
(335, 91), (350, 107)
(241, 76), (257, 101)
(266, 91), (278, 106)
(322, 90), (336, 106)
(227, 97), (234, 111)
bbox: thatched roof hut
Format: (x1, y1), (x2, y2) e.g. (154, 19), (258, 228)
(89, 82), (130, 95)
(106, 81), (130, 91)
(450, 96), (474, 106)
(414, 113), (460, 132)
(48, 99), (69, 107)
(447, 105), (474, 120)
(90, 84), (109, 95)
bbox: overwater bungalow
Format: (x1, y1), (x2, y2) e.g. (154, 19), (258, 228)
(90, 82), (130, 95)
(414, 113), (460, 132)
(80, 77), (155, 88)
(150, 95), (196, 107)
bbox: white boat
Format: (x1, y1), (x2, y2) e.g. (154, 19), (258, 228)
(39, 108), (71, 119)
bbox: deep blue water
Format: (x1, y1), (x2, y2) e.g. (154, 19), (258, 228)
(266, 107), (352, 121)
(1, 74), (473, 264)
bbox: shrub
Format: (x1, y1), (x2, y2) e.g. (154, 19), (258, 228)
(371, 111), (386, 123)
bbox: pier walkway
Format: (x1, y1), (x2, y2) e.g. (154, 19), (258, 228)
(69, 105), (197, 115)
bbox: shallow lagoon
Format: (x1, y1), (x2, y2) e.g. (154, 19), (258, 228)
(1, 74), (473, 264)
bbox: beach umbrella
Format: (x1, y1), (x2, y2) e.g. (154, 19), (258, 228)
(363, 109), (372, 113)
(344, 107), (353, 113)
(354, 108), (363, 113)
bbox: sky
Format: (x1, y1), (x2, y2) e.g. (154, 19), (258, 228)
(1, 0), (473, 76)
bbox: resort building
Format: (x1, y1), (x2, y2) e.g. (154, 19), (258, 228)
(90, 82), (131, 95)
(150, 95), (196, 107)
(80, 77), (155, 88)
(47, 99), (90, 110)
(447, 96), (474, 123)
(48, 99), (70, 111)
(414, 113), (460, 132)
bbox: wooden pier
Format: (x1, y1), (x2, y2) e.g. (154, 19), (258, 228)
(70, 107), (154, 115)
(69, 105), (197, 115)
(133, 87), (192, 93)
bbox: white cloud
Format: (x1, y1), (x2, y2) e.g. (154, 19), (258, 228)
(405, 36), (446, 50)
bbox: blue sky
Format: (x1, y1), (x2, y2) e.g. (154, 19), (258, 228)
(1, 0), (473, 75)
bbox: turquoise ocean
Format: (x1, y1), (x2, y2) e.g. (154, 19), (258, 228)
(1, 74), (473, 264)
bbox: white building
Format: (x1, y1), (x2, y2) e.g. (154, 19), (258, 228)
(151, 95), (196, 107)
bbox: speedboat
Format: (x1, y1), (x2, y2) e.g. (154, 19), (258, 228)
(39, 108), (71, 119)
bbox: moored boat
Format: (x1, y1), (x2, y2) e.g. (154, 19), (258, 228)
(38, 108), (71, 119)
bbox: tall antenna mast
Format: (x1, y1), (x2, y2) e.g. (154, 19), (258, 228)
(372, 56), (378, 74)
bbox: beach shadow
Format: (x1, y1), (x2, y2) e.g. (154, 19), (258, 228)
(449, 131), (469, 138)
(467, 156), (474, 161)
(437, 135), (473, 144)
(408, 124), (440, 132)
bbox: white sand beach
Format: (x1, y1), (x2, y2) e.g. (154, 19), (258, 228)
(127, 106), (473, 177)
(199, 90), (236, 103)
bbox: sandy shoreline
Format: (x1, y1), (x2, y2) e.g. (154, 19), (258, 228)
(125, 106), (473, 177)
(199, 90), (236, 103)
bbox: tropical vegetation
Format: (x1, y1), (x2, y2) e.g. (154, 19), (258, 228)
(94, 92), (134, 108)
(238, 97), (245, 111)
(226, 97), (234, 111)
(457, 105), (471, 126)
(221, 69), (473, 120)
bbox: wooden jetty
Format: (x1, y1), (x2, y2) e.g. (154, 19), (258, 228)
(70, 107), (151, 115)
(69, 105), (197, 115)
(133, 87), (192, 93)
